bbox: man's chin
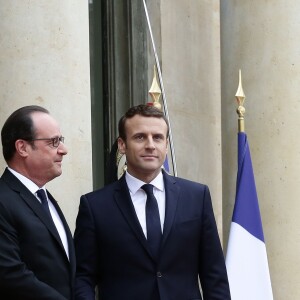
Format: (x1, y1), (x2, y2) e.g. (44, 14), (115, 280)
(141, 165), (162, 175)
(53, 169), (63, 178)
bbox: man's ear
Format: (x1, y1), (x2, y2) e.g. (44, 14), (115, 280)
(117, 137), (126, 154)
(15, 140), (30, 158)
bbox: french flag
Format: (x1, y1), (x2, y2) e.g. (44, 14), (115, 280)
(226, 132), (273, 300)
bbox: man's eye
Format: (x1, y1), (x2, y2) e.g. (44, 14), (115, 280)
(154, 135), (163, 140)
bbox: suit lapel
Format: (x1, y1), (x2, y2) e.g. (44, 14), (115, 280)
(114, 173), (180, 261)
(114, 175), (153, 258)
(2, 169), (71, 263)
(161, 171), (179, 247)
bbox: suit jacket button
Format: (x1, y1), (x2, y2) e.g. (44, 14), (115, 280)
(157, 271), (162, 278)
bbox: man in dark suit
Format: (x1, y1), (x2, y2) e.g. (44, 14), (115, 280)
(0, 105), (76, 299)
(74, 104), (231, 300)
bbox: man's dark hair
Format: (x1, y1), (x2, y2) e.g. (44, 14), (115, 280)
(118, 104), (169, 141)
(1, 105), (49, 162)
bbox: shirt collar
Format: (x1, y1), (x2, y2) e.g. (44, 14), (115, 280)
(7, 167), (46, 194)
(125, 171), (164, 196)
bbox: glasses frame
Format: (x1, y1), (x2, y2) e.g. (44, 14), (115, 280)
(29, 136), (65, 148)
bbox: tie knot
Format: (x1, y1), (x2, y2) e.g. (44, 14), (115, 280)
(141, 184), (154, 196)
(36, 189), (47, 204)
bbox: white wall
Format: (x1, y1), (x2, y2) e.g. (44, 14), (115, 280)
(160, 0), (223, 234)
(0, 1), (92, 232)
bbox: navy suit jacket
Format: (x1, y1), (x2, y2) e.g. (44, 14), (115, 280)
(74, 172), (230, 300)
(0, 168), (76, 299)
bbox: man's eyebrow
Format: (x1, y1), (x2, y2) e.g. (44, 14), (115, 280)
(132, 132), (146, 136)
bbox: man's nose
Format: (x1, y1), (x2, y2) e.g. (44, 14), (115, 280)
(57, 141), (68, 155)
(145, 137), (155, 149)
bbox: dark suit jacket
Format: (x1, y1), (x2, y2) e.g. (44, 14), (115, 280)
(74, 172), (231, 300)
(0, 168), (76, 300)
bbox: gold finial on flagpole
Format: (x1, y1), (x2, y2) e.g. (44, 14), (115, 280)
(149, 65), (162, 110)
(235, 69), (246, 132)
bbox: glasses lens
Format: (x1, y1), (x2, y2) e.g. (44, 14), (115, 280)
(53, 137), (59, 147)
(53, 137), (65, 147)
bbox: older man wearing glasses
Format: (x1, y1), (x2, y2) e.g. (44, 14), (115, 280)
(0, 105), (75, 300)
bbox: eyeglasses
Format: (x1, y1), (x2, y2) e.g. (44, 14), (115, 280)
(29, 136), (65, 148)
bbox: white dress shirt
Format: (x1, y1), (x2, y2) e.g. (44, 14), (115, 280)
(125, 171), (166, 237)
(8, 167), (69, 259)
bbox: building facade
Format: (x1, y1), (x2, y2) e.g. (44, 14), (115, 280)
(0, 1), (299, 298)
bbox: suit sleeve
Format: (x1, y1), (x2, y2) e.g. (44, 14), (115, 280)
(74, 195), (100, 300)
(198, 186), (231, 300)
(0, 202), (67, 300)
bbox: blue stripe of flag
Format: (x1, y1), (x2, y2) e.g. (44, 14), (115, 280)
(232, 132), (264, 242)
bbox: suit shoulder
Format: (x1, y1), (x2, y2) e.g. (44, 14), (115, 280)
(171, 175), (209, 192)
(81, 180), (120, 202)
(0, 178), (17, 203)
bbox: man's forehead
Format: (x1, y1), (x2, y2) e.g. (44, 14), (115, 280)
(31, 112), (61, 134)
(126, 129), (168, 140)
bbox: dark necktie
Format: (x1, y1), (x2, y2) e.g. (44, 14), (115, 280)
(37, 189), (53, 220)
(142, 184), (162, 259)
(36, 189), (64, 249)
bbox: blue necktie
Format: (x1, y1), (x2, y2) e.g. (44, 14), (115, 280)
(37, 189), (53, 220)
(142, 184), (162, 259)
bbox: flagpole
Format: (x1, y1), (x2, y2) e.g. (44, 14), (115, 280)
(226, 70), (274, 300)
(142, 0), (178, 177)
(235, 69), (246, 133)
